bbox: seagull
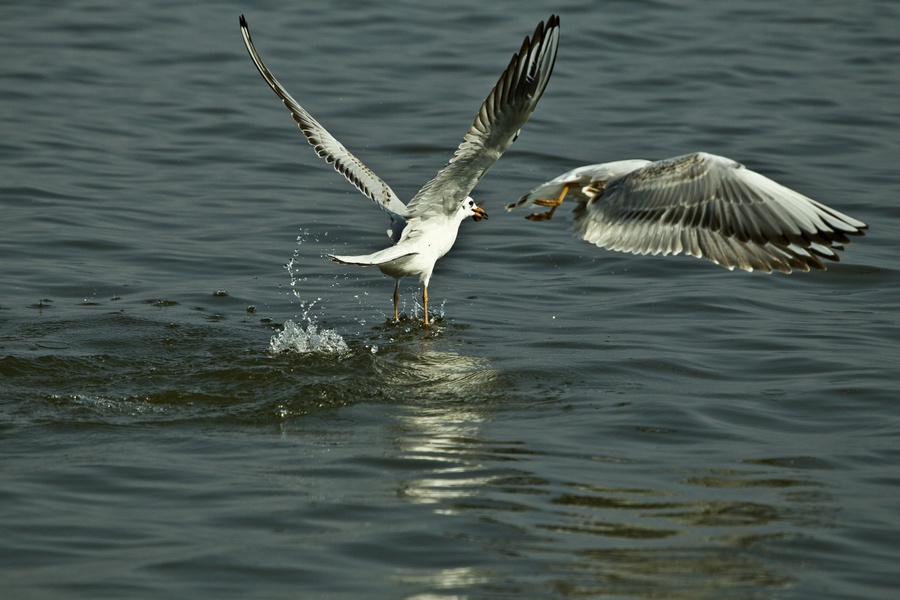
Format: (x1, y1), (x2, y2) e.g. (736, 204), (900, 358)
(240, 15), (560, 324)
(507, 152), (867, 273)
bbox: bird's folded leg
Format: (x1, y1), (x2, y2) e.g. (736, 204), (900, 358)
(526, 184), (569, 221)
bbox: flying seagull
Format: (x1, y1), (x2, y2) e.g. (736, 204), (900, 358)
(507, 152), (866, 273)
(240, 14), (560, 324)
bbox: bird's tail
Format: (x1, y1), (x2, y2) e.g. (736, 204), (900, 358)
(327, 245), (417, 267)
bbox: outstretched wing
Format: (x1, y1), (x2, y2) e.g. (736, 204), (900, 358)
(574, 152), (868, 273)
(239, 15), (408, 236)
(405, 15), (560, 220)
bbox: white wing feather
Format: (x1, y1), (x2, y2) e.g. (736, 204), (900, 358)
(240, 15), (408, 239)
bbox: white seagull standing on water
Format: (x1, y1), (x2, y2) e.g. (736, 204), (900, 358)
(240, 15), (560, 324)
(508, 152), (867, 273)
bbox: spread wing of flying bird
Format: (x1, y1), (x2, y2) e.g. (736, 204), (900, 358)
(508, 152), (866, 273)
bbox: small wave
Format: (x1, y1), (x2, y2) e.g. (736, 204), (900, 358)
(268, 319), (349, 355)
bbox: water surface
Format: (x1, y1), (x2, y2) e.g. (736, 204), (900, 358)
(2, 1), (899, 598)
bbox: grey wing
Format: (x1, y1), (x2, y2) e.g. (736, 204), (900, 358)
(405, 15), (560, 220)
(239, 15), (407, 238)
(574, 152), (868, 273)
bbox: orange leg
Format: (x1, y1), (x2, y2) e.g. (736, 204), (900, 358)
(527, 184), (569, 222)
(422, 286), (430, 326)
(393, 281), (400, 322)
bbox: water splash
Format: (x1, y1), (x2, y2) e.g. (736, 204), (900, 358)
(268, 317), (349, 355)
(270, 232), (349, 355)
(284, 230), (310, 302)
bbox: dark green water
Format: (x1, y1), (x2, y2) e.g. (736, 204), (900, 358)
(2, 1), (898, 598)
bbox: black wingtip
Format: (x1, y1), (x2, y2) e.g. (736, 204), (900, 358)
(541, 14), (560, 35)
(525, 15), (559, 52)
(239, 14), (248, 29)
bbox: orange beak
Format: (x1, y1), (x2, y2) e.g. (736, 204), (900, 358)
(472, 205), (488, 222)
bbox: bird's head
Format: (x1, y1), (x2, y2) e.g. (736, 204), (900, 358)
(461, 196), (488, 222)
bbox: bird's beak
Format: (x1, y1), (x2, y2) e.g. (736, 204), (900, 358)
(472, 205), (488, 222)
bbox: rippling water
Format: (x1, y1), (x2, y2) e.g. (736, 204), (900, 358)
(3, 1), (899, 598)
